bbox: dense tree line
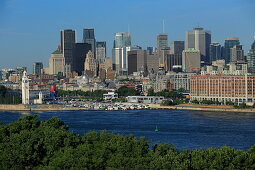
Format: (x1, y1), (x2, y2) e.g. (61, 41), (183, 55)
(148, 88), (184, 99)
(0, 85), (21, 104)
(0, 115), (255, 169)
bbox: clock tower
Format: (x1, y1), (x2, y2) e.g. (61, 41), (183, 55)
(22, 71), (30, 104)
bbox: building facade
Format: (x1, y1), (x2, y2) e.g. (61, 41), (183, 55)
(96, 41), (106, 64)
(127, 50), (147, 75)
(182, 48), (201, 72)
(84, 51), (97, 77)
(209, 42), (222, 63)
(33, 62), (43, 77)
(171, 41), (184, 55)
(60, 29), (76, 70)
(230, 45), (245, 63)
(157, 34), (168, 51)
(83, 28), (96, 57)
(190, 75), (255, 105)
(49, 50), (65, 75)
(247, 39), (255, 73)
(223, 37), (240, 64)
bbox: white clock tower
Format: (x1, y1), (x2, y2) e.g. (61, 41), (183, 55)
(22, 71), (30, 104)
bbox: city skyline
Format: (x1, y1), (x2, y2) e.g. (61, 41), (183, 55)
(0, 0), (255, 72)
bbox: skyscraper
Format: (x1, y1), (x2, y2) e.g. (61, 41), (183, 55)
(127, 50), (147, 75)
(209, 42), (222, 63)
(72, 43), (92, 75)
(223, 37), (240, 64)
(230, 45), (245, 63)
(186, 27), (211, 65)
(113, 32), (131, 48)
(83, 28), (96, 57)
(182, 48), (201, 73)
(112, 32), (132, 75)
(33, 62), (43, 77)
(96, 41), (106, 64)
(247, 38), (255, 73)
(60, 29), (76, 70)
(171, 41), (184, 55)
(157, 34), (168, 51)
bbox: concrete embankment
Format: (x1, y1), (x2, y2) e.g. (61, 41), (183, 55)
(149, 104), (255, 113)
(0, 104), (88, 111)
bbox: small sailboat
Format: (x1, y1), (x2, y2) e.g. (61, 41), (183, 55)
(155, 125), (159, 132)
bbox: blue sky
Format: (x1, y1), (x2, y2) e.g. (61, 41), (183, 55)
(0, 0), (254, 72)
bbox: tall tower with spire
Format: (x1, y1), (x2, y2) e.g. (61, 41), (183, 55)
(22, 71), (30, 104)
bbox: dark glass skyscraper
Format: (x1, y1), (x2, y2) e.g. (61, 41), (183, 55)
(60, 29), (76, 69)
(33, 62), (43, 77)
(171, 41), (184, 55)
(209, 42), (222, 63)
(223, 37), (240, 64)
(83, 28), (96, 57)
(157, 34), (168, 51)
(247, 39), (255, 73)
(72, 43), (92, 75)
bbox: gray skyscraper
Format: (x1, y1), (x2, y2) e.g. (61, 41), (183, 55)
(209, 42), (222, 63)
(127, 50), (147, 75)
(186, 27), (211, 65)
(83, 28), (96, 57)
(223, 37), (240, 64)
(247, 38), (255, 73)
(230, 45), (245, 63)
(96, 41), (106, 64)
(157, 34), (168, 51)
(60, 29), (76, 70)
(33, 62), (43, 77)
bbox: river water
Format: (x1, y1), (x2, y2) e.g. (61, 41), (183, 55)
(1, 109), (255, 150)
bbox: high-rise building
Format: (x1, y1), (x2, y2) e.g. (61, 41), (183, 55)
(72, 43), (92, 75)
(113, 32), (131, 48)
(230, 45), (245, 63)
(247, 38), (255, 73)
(166, 54), (182, 71)
(147, 53), (159, 73)
(157, 34), (168, 51)
(223, 37), (240, 64)
(147, 47), (156, 55)
(83, 28), (96, 57)
(127, 50), (147, 75)
(49, 50), (65, 75)
(33, 62), (43, 77)
(186, 27), (211, 65)
(60, 29), (76, 69)
(84, 51), (97, 77)
(171, 41), (184, 55)
(182, 48), (200, 72)
(209, 42), (222, 63)
(96, 41), (106, 64)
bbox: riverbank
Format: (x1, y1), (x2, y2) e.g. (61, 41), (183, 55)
(150, 104), (255, 113)
(0, 103), (255, 113)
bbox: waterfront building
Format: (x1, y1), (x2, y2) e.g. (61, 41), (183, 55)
(72, 43), (92, 75)
(186, 27), (211, 65)
(190, 74), (255, 105)
(96, 41), (106, 64)
(127, 50), (147, 75)
(103, 92), (118, 101)
(33, 62), (43, 77)
(171, 41), (184, 55)
(230, 45), (245, 63)
(182, 48), (201, 72)
(223, 37), (240, 64)
(49, 49), (65, 75)
(83, 28), (96, 57)
(22, 71), (30, 104)
(60, 29), (76, 70)
(209, 42), (222, 63)
(157, 34), (168, 51)
(166, 72), (196, 92)
(84, 51), (97, 77)
(126, 96), (164, 104)
(247, 38), (255, 73)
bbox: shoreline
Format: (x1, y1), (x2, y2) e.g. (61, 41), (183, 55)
(0, 103), (255, 113)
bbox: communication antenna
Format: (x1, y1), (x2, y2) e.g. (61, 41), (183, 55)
(128, 24), (130, 34)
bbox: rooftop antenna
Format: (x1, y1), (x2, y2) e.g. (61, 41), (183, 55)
(163, 19), (165, 33)
(128, 24), (130, 34)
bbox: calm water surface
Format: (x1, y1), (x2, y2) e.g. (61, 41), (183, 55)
(1, 109), (255, 150)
